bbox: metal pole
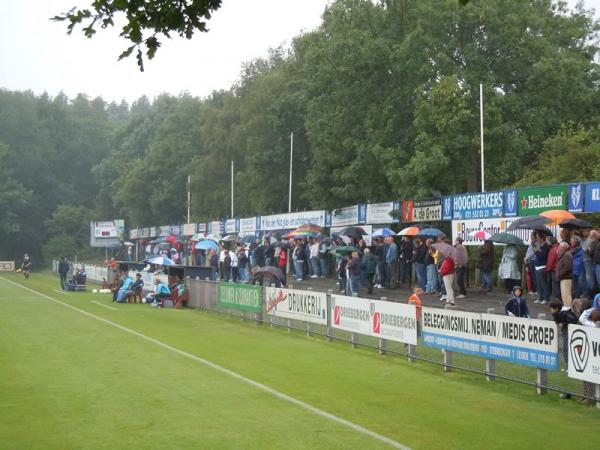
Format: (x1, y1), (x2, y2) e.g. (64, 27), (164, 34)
(231, 160), (234, 218)
(288, 132), (293, 212)
(187, 174), (191, 223)
(480, 83), (485, 193)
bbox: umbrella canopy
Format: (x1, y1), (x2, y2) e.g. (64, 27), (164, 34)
(286, 230), (322, 239)
(338, 226), (368, 238)
(398, 226), (420, 237)
(221, 234), (238, 242)
(293, 223), (325, 234)
(145, 255), (175, 266)
(240, 235), (256, 244)
(190, 233), (205, 241)
(432, 241), (457, 260)
(123, 241), (135, 246)
(204, 234), (222, 242)
(372, 228), (396, 237)
(489, 232), (525, 246)
(149, 237), (167, 244)
(252, 266), (286, 283)
(559, 218), (593, 230)
(329, 246), (362, 259)
(195, 240), (219, 251)
(507, 215), (552, 231)
(266, 230), (286, 239)
(165, 235), (178, 244)
(418, 228), (444, 238)
(468, 230), (492, 241)
(540, 209), (575, 226)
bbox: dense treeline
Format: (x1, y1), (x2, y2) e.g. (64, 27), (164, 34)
(2, 0), (600, 262)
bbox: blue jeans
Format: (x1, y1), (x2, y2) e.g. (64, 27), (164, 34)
(584, 261), (595, 294)
(426, 264), (437, 293)
(320, 258), (328, 277)
(210, 267), (217, 281)
(350, 275), (361, 296)
(595, 264), (600, 292)
(310, 257), (320, 277)
(238, 267), (248, 282)
(415, 263), (426, 291)
(294, 261), (304, 280)
(536, 269), (549, 301)
(481, 271), (492, 290)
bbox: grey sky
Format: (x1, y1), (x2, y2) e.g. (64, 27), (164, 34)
(0, 0), (597, 104)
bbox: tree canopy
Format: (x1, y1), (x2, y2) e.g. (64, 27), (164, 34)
(2, 0), (599, 261)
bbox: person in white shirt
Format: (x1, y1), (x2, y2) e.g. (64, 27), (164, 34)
(309, 239), (320, 278)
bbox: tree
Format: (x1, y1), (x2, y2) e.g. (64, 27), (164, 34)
(53, 0), (223, 70)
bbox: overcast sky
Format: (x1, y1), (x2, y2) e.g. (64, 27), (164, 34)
(0, 0), (597, 104)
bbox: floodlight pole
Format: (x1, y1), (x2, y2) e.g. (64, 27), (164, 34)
(289, 132), (294, 212)
(480, 83), (485, 193)
(187, 174), (191, 223)
(231, 160), (234, 218)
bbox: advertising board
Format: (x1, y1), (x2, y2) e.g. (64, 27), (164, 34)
(450, 191), (504, 220)
(265, 287), (327, 324)
(422, 308), (558, 370)
(567, 325), (600, 384)
(217, 283), (262, 312)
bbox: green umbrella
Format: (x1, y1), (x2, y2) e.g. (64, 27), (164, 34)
(489, 232), (525, 246)
(329, 246), (362, 259)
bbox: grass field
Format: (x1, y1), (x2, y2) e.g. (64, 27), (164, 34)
(1, 272), (599, 450)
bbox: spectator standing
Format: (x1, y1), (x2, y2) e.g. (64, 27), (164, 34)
(265, 239), (275, 267)
(524, 231), (538, 296)
(440, 253), (455, 307)
(581, 229), (594, 297)
(505, 286), (530, 318)
(222, 250), (232, 282)
(413, 238), (427, 291)
(319, 240), (329, 278)
(477, 240), (494, 293)
(399, 236), (413, 286)
(385, 236), (399, 289)
(498, 244), (520, 293)
(374, 238), (387, 288)
(292, 242), (305, 281)
(209, 249), (219, 281)
(277, 246), (287, 286)
(570, 236), (585, 298)
(310, 239), (320, 278)
(591, 230), (600, 293)
(361, 248), (377, 294)
(545, 237), (560, 300)
(425, 239), (437, 294)
(58, 256), (70, 290)
(255, 241), (266, 268)
(556, 241), (573, 307)
(348, 251), (362, 296)
(533, 234), (550, 305)
(454, 237), (468, 298)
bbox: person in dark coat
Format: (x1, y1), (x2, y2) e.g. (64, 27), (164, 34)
(505, 286), (530, 318)
(477, 240), (495, 292)
(58, 256), (70, 290)
(556, 241), (573, 307)
(361, 248), (377, 294)
(399, 236), (414, 285)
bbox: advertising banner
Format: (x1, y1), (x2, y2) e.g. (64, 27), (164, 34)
(158, 225), (171, 237)
(442, 196), (453, 220)
(129, 229), (139, 240)
(503, 189), (518, 217)
(217, 283), (262, 312)
(451, 191), (504, 220)
(451, 217), (543, 246)
(170, 225), (181, 236)
(422, 308), (558, 370)
(265, 287), (327, 324)
(331, 295), (417, 345)
(402, 199), (442, 223)
(197, 223), (207, 233)
(517, 185), (567, 216)
(182, 223), (197, 236)
(239, 217), (257, 235)
(568, 325), (600, 384)
(225, 219), (237, 234)
(568, 183), (584, 213)
(0, 261), (15, 271)
(90, 220), (125, 248)
(584, 182), (600, 213)
(331, 205), (360, 227)
(366, 202), (398, 224)
(209, 220), (224, 235)
(260, 210), (327, 231)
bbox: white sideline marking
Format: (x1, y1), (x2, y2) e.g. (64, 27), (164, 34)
(91, 300), (118, 311)
(1, 276), (409, 450)
(54, 289), (70, 295)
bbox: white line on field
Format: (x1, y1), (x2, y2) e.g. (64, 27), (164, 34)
(54, 289), (70, 294)
(0, 276), (409, 450)
(91, 300), (118, 311)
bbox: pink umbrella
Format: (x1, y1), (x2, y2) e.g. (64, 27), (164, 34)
(432, 242), (467, 267)
(468, 230), (492, 240)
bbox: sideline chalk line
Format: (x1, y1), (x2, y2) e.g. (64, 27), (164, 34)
(0, 276), (410, 450)
(91, 300), (118, 311)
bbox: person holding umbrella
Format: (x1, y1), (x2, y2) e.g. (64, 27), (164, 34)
(477, 240), (495, 293)
(454, 237), (468, 298)
(498, 244), (520, 293)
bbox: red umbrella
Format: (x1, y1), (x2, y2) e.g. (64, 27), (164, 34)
(165, 235), (178, 244)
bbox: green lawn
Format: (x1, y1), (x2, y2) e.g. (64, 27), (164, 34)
(0, 272), (598, 450)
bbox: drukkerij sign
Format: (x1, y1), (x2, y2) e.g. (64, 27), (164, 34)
(517, 185), (567, 216)
(217, 283), (262, 312)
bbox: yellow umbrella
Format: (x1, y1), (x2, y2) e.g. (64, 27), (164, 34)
(540, 209), (575, 225)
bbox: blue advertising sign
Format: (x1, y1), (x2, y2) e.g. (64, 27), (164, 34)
(170, 225), (181, 236)
(441, 196), (453, 221)
(422, 308), (558, 370)
(358, 204), (367, 225)
(585, 182), (600, 213)
(503, 189), (518, 217)
(568, 183), (584, 213)
(451, 191), (504, 220)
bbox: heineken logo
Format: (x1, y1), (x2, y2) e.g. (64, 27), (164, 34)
(520, 193), (563, 210)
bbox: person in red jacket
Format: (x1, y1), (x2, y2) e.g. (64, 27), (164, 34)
(545, 237), (560, 301)
(440, 256), (456, 307)
(277, 247), (288, 286)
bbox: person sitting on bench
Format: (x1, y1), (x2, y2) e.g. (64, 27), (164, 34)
(116, 273), (134, 303)
(124, 273), (144, 302)
(145, 278), (171, 306)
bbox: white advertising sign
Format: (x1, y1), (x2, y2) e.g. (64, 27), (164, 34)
(331, 295), (417, 345)
(422, 307), (558, 369)
(366, 202), (396, 225)
(225, 219), (237, 234)
(265, 287), (327, 325)
(182, 223), (197, 236)
(197, 223), (207, 233)
(0, 261), (15, 271)
(260, 210), (327, 231)
(452, 217), (560, 246)
(239, 217), (256, 235)
(331, 205), (359, 227)
(568, 325), (600, 384)
(93, 221), (118, 238)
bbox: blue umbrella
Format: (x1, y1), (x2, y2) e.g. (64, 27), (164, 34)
(418, 228), (445, 238)
(146, 255), (175, 266)
(372, 228), (396, 237)
(195, 240), (219, 250)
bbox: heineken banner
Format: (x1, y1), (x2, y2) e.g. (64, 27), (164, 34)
(568, 325), (600, 384)
(450, 191), (504, 220)
(422, 308), (558, 370)
(401, 199), (442, 223)
(517, 185), (567, 216)
(265, 287), (327, 324)
(217, 283), (262, 312)
(585, 182), (600, 213)
(331, 294), (417, 345)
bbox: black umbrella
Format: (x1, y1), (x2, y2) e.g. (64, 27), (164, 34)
(559, 218), (593, 229)
(252, 266), (285, 283)
(240, 235), (255, 244)
(339, 226), (368, 239)
(507, 215), (552, 231)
